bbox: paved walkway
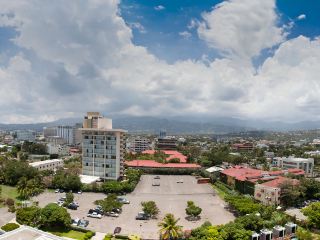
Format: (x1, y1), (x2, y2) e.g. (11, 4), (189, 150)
(91, 232), (106, 240)
(0, 208), (15, 227)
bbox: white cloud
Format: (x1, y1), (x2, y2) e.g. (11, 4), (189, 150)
(197, 0), (286, 61)
(0, 0), (319, 123)
(154, 5), (165, 11)
(187, 19), (198, 29)
(128, 22), (146, 33)
(179, 31), (192, 39)
(297, 14), (306, 20)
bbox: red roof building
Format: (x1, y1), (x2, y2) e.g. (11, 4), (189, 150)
(125, 150), (200, 169)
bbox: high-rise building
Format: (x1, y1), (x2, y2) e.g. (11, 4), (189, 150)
(15, 130), (36, 142)
(81, 112), (126, 180)
(130, 137), (151, 153)
(56, 126), (74, 145)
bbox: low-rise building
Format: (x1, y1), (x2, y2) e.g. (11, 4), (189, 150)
(273, 156), (314, 177)
(231, 142), (253, 151)
(46, 143), (70, 156)
(15, 130), (36, 142)
(254, 176), (299, 205)
(29, 159), (63, 171)
(129, 137), (151, 153)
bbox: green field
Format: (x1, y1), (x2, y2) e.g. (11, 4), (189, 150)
(0, 185), (19, 207)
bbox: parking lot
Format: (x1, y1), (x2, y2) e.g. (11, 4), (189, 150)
(34, 175), (235, 239)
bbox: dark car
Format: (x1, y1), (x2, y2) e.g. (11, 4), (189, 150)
(112, 208), (122, 214)
(88, 209), (96, 214)
(114, 227), (121, 234)
(68, 203), (78, 210)
(154, 176), (160, 179)
(135, 212), (149, 220)
(94, 208), (104, 215)
(78, 219), (89, 228)
(59, 189), (64, 193)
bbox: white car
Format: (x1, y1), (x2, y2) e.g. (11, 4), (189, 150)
(106, 212), (119, 217)
(72, 218), (80, 226)
(177, 179), (184, 183)
(117, 197), (130, 204)
(54, 189), (60, 193)
(87, 212), (102, 219)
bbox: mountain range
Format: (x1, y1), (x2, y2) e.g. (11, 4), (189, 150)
(1, 116), (320, 134)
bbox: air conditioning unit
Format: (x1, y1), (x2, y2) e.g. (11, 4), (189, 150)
(285, 222), (297, 235)
(273, 225), (285, 239)
(260, 229), (272, 240)
(251, 232), (260, 240)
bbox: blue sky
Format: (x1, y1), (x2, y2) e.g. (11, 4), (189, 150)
(0, 0), (320, 123)
(120, 0), (320, 63)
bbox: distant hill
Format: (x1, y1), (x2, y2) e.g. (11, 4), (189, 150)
(0, 115), (320, 134)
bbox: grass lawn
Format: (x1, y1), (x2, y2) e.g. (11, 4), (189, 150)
(42, 227), (89, 240)
(0, 185), (20, 207)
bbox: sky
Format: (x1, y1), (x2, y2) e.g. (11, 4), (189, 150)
(0, 0), (320, 123)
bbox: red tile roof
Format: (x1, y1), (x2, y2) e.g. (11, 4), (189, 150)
(261, 176), (300, 188)
(142, 150), (187, 163)
(221, 166), (305, 182)
(125, 160), (200, 168)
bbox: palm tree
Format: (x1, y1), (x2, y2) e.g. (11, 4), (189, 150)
(17, 177), (30, 199)
(158, 213), (183, 240)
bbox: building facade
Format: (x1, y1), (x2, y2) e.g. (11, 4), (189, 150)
(130, 137), (151, 153)
(81, 112), (126, 180)
(15, 130), (36, 142)
(29, 159), (63, 171)
(56, 126), (74, 145)
(273, 157), (314, 177)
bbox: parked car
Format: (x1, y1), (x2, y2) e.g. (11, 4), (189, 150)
(135, 212), (149, 220)
(72, 218), (80, 226)
(56, 201), (64, 207)
(77, 190), (82, 194)
(55, 189), (60, 193)
(114, 227), (121, 234)
(112, 208), (122, 214)
(59, 197), (66, 201)
(68, 203), (78, 210)
(78, 219), (89, 228)
(106, 211), (119, 217)
(117, 197), (130, 204)
(87, 212), (102, 219)
(94, 208), (104, 215)
(154, 176), (160, 179)
(152, 181), (160, 186)
(59, 189), (64, 193)
(177, 179), (184, 183)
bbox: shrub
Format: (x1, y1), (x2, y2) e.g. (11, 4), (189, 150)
(83, 231), (95, 240)
(5, 198), (15, 206)
(1, 223), (20, 232)
(103, 234), (113, 240)
(8, 205), (16, 213)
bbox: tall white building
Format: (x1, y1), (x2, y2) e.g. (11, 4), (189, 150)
(81, 112), (126, 180)
(56, 126), (74, 145)
(273, 156), (314, 177)
(129, 137), (151, 153)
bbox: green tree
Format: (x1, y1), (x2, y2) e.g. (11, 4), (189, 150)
(41, 203), (71, 228)
(158, 213), (183, 240)
(17, 177), (44, 199)
(52, 170), (82, 191)
(302, 202), (320, 229)
(95, 194), (123, 213)
(185, 201), (202, 220)
(301, 178), (320, 200)
(141, 201), (159, 219)
(16, 206), (42, 227)
(64, 192), (74, 206)
(279, 180), (303, 207)
(296, 228), (313, 240)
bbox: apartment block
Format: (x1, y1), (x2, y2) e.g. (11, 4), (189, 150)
(81, 112), (126, 180)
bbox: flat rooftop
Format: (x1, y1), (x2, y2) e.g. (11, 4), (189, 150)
(0, 226), (63, 240)
(29, 159), (63, 167)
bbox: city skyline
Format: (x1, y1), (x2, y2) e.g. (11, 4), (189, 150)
(0, 0), (320, 123)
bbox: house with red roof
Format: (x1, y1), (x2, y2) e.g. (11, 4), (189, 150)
(220, 166), (304, 195)
(254, 176), (300, 205)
